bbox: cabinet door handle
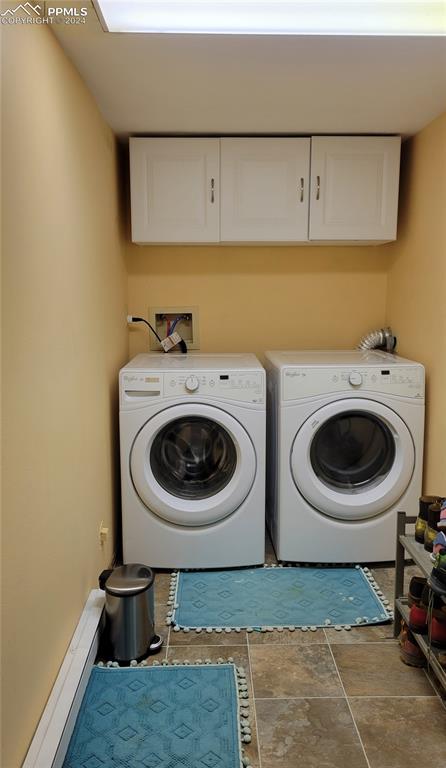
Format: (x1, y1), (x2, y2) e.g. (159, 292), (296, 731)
(210, 177), (215, 204)
(316, 175), (321, 201)
(299, 177), (304, 203)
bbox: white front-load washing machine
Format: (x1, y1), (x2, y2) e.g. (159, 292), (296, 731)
(120, 353), (265, 568)
(265, 350), (425, 563)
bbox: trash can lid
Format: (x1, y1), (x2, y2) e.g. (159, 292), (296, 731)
(105, 564), (154, 597)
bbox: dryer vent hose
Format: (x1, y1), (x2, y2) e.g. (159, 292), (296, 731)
(357, 327), (397, 352)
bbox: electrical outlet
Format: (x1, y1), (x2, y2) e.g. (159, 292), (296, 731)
(99, 521), (109, 546)
(148, 306), (200, 351)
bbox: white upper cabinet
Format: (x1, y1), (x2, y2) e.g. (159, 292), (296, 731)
(220, 138), (310, 242)
(309, 136), (401, 241)
(129, 136), (401, 244)
(130, 138), (220, 243)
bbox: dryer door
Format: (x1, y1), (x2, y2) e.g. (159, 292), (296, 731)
(291, 398), (414, 521)
(130, 403), (256, 526)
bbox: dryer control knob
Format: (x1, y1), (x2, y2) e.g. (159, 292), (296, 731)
(349, 371), (363, 387)
(185, 375), (199, 392)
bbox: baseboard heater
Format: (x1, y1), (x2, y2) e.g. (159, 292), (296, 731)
(23, 590), (105, 768)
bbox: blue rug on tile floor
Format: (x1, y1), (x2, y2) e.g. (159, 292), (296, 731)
(63, 665), (241, 768)
(171, 566), (392, 630)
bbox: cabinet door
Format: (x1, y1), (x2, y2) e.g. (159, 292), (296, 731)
(220, 138), (310, 241)
(309, 136), (401, 241)
(130, 138), (219, 243)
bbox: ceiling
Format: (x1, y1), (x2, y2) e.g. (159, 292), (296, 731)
(53, 9), (446, 138)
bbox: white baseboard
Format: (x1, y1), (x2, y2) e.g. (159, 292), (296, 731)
(23, 589), (105, 768)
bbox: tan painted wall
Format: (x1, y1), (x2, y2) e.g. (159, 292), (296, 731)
(126, 245), (389, 360)
(1, 26), (128, 767)
(386, 112), (446, 492)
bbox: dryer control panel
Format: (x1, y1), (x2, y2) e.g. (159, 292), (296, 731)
(283, 365), (424, 401)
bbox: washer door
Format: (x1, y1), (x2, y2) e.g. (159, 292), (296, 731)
(130, 403), (256, 526)
(291, 398), (415, 521)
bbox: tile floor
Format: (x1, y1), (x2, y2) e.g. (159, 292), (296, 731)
(153, 547), (446, 768)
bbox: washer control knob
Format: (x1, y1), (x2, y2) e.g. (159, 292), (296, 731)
(185, 375), (199, 392)
(349, 371), (363, 387)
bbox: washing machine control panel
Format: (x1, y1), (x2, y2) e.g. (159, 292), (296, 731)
(283, 366), (424, 401)
(185, 375), (200, 392)
(165, 371), (264, 403)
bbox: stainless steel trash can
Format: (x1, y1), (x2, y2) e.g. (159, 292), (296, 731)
(99, 564), (162, 662)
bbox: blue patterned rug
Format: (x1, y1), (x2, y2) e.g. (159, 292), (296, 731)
(170, 566), (392, 631)
(63, 665), (242, 768)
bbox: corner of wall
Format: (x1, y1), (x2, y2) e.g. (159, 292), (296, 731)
(384, 111), (446, 491)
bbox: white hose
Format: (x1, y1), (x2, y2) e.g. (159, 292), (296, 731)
(357, 327), (396, 352)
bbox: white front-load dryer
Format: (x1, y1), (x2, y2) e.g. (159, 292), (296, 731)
(265, 350), (425, 563)
(120, 353), (266, 568)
